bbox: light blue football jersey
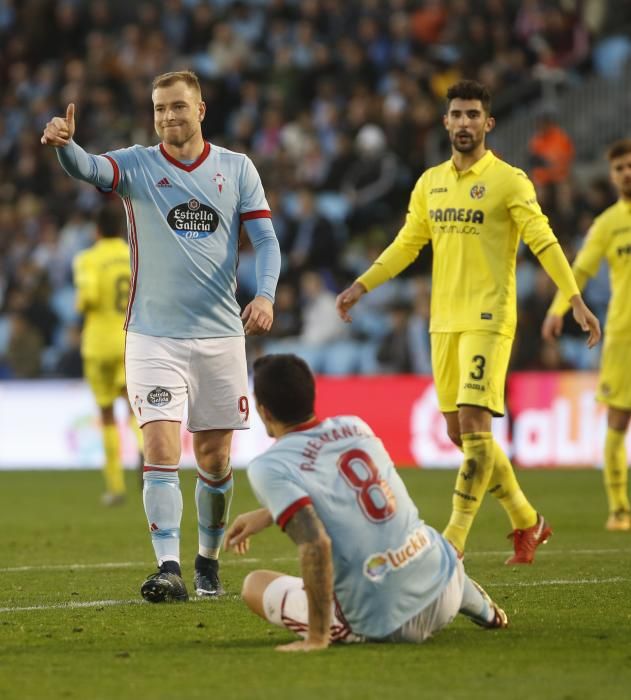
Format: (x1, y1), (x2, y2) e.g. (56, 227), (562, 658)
(100, 142), (273, 338)
(247, 415), (457, 639)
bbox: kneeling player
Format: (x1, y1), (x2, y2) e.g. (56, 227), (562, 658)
(225, 354), (507, 651)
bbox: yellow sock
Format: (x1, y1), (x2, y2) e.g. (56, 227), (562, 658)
(443, 432), (494, 552)
(103, 424), (125, 495)
(604, 427), (630, 513)
(129, 415), (144, 455)
(487, 442), (537, 530)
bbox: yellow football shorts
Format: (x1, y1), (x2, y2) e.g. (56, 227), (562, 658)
(596, 337), (631, 410)
(430, 331), (513, 416)
(83, 356), (126, 408)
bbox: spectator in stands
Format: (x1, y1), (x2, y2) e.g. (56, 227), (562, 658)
(2, 0), (631, 377)
(287, 188), (340, 278)
(528, 108), (575, 189)
(377, 301), (415, 373)
(265, 282), (302, 341)
(343, 124), (401, 234)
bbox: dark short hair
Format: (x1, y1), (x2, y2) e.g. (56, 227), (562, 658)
(152, 70), (201, 96)
(607, 139), (631, 161)
(253, 354), (315, 425)
(446, 80), (492, 114)
(95, 207), (123, 238)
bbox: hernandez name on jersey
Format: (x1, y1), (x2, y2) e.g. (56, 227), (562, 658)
(247, 415), (457, 638)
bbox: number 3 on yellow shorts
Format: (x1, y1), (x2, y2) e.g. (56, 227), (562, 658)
(430, 331), (513, 416)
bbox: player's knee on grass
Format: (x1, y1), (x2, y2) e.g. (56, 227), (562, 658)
(242, 570), (284, 619)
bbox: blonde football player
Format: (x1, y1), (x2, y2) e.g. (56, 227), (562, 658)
(543, 139), (631, 531)
(73, 207), (142, 505)
(336, 80), (601, 563)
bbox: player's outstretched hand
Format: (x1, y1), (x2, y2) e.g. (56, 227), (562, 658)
(570, 296), (601, 348)
(41, 103), (76, 147)
(276, 638), (329, 653)
(225, 508), (273, 554)
(335, 281), (367, 323)
(541, 313), (563, 341)
(242, 296), (273, 335)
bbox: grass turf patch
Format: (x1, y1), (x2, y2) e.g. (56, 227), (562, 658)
(0, 469), (630, 700)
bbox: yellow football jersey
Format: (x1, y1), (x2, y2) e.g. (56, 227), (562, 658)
(554, 199), (631, 340)
(358, 150), (577, 338)
(73, 238), (131, 359)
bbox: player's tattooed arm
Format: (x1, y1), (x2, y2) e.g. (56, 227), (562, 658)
(282, 505), (333, 652)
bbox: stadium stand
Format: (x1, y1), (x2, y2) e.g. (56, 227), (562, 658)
(1, 0), (630, 377)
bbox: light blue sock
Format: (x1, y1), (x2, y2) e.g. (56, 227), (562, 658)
(195, 465), (233, 559)
(459, 576), (495, 625)
(143, 465), (182, 566)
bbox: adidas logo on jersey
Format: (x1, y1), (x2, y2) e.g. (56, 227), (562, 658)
(156, 177), (172, 188)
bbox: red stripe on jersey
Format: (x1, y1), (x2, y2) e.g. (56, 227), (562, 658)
(285, 416), (321, 433)
(240, 210), (272, 222)
(102, 154), (120, 191)
(122, 197), (138, 330)
(159, 141), (211, 171)
(197, 468), (233, 487)
(277, 497), (312, 530)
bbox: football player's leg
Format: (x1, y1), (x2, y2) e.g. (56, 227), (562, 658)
(443, 406), (494, 553)
(101, 404), (125, 501)
(459, 573), (508, 629)
(431, 333), (476, 552)
(242, 570), (287, 620)
(244, 572), (358, 643)
(126, 332), (188, 576)
(604, 406), (631, 528)
(487, 443), (537, 530)
(188, 336), (249, 594)
(193, 429), (233, 596)
(444, 332), (530, 554)
(86, 358), (125, 502)
(142, 421), (184, 571)
(597, 343), (631, 529)
(193, 430), (233, 559)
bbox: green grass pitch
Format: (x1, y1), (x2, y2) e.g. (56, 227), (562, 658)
(1, 468), (630, 700)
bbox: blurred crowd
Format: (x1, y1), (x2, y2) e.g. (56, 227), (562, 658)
(1, 0), (630, 378)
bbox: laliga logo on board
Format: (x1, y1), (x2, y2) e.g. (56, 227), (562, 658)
(470, 183), (486, 199)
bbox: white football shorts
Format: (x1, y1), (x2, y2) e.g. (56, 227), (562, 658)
(262, 560), (465, 645)
(125, 331), (250, 431)
(262, 575), (363, 644)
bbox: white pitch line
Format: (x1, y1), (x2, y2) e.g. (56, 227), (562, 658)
(0, 599), (143, 613)
(1, 548), (629, 575)
(466, 548), (631, 557)
(0, 556), (298, 574)
(0, 577), (627, 613)
(488, 576), (628, 587)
